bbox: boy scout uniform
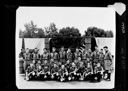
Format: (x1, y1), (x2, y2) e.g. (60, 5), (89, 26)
(104, 51), (112, 71)
(24, 52), (31, 71)
(50, 52), (59, 64)
(41, 52), (49, 63)
(74, 51), (82, 63)
(66, 52), (73, 62)
(82, 51), (88, 66)
(59, 51), (66, 65)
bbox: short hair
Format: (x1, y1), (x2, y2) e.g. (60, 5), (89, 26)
(52, 47), (56, 49)
(61, 46), (64, 48)
(103, 46), (108, 49)
(43, 48), (47, 50)
(95, 45), (98, 47)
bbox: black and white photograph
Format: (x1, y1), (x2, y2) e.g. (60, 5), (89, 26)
(16, 7), (116, 89)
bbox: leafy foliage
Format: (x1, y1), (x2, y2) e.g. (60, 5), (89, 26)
(85, 27), (113, 37)
(19, 21), (113, 38)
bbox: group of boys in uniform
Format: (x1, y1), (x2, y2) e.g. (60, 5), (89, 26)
(19, 46), (113, 82)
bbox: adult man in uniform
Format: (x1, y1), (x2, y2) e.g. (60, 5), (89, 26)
(103, 46), (113, 81)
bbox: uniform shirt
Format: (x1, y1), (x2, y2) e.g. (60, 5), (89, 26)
(32, 52), (40, 60)
(51, 66), (59, 74)
(69, 66), (77, 73)
(42, 63), (50, 73)
(41, 52), (49, 60)
(59, 51), (66, 59)
(99, 52), (104, 60)
(86, 52), (92, 59)
(82, 52), (87, 60)
(74, 51), (82, 60)
(58, 68), (67, 76)
(66, 52), (73, 60)
(24, 53), (31, 60)
(50, 52), (59, 60)
(77, 66), (86, 73)
(19, 52), (25, 59)
(92, 50), (100, 59)
(94, 66), (103, 73)
(104, 51), (113, 70)
(26, 65), (36, 73)
(86, 67), (92, 73)
(104, 51), (112, 60)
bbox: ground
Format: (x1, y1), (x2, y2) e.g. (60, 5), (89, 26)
(16, 72), (114, 89)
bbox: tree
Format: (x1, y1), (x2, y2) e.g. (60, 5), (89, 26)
(59, 27), (81, 37)
(85, 27), (113, 37)
(44, 22), (58, 37)
(19, 29), (24, 38)
(20, 21), (45, 38)
(24, 21), (37, 38)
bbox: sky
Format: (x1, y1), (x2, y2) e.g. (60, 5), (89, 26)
(16, 7), (115, 35)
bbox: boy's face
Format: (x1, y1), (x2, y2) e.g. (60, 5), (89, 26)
(33, 60), (36, 64)
(54, 64), (57, 67)
(67, 60), (70, 64)
(72, 63), (75, 67)
(88, 49), (91, 53)
(38, 65), (42, 69)
(97, 63), (100, 67)
(104, 74), (108, 79)
(52, 48), (56, 52)
(76, 48), (79, 52)
(61, 65), (64, 69)
(44, 60), (47, 64)
(26, 49), (29, 53)
(80, 63), (83, 67)
(78, 57), (81, 61)
(34, 48), (38, 52)
(68, 49), (71, 52)
(61, 47), (64, 51)
(30, 63), (33, 67)
(104, 48), (108, 52)
(95, 46), (98, 50)
(38, 61), (41, 64)
(100, 49), (103, 53)
(43, 49), (46, 52)
(87, 63), (91, 68)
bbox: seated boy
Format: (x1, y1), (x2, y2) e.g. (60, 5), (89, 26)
(58, 65), (68, 82)
(25, 63), (36, 81)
